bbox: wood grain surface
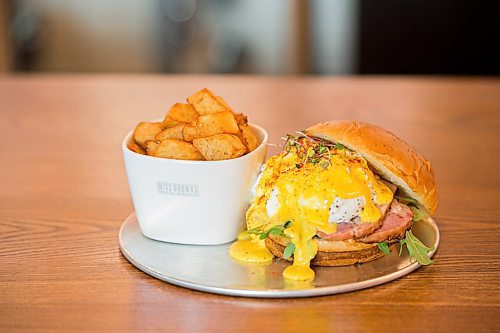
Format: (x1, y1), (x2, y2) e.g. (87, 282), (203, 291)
(0, 75), (499, 333)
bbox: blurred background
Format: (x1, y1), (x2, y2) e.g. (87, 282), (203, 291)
(0, 0), (499, 75)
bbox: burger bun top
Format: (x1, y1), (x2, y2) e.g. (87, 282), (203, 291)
(306, 120), (438, 214)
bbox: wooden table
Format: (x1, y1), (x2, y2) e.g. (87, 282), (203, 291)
(1, 75), (499, 333)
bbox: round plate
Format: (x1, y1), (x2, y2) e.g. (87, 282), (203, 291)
(119, 213), (439, 298)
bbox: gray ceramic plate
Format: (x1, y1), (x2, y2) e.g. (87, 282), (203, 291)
(119, 213), (439, 298)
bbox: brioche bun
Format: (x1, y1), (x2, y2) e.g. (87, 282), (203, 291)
(266, 235), (392, 267)
(306, 120), (438, 214)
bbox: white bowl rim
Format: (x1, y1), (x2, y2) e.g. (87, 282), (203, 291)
(122, 122), (269, 165)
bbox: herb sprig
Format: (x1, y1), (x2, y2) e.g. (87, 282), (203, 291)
(248, 222), (296, 259)
(377, 226), (435, 265)
(399, 229), (435, 265)
(247, 221), (292, 240)
(283, 242), (296, 259)
(377, 241), (391, 255)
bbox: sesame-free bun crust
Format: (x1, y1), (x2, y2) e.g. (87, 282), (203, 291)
(266, 235), (389, 267)
(306, 120), (438, 214)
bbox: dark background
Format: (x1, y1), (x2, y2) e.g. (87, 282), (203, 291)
(359, 0), (500, 75)
(2, 0), (500, 75)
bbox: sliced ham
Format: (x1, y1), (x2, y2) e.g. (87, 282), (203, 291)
(317, 180), (399, 242)
(358, 200), (413, 243)
(317, 203), (390, 241)
(317, 222), (356, 241)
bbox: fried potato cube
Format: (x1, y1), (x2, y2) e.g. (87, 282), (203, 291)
(234, 113), (248, 126)
(133, 122), (162, 148)
(216, 95), (231, 110)
(155, 124), (185, 141)
(182, 126), (198, 143)
(161, 103), (198, 128)
(235, 132), (248, 153)
(160, 117), (179, 129)
(239, 124), (259, 152)
(155, 139), (202, 160)
(193, 134), (246, 161)
(145, 140), (159, 156)
(197, 111), (239, 134)
(183, 111), (239, 142)
(187, 88), (231, 115)
(127, 139), (146, 154)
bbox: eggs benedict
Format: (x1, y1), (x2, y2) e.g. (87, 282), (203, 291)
(229, 120), (438, 281)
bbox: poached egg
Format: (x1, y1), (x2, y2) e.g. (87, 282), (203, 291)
(229, 137), (394, 281)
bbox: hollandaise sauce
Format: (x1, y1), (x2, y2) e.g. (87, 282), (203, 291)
(229, 231), (274, 263)
(282, 221), (318, 280)
(231, 138), (394, 281)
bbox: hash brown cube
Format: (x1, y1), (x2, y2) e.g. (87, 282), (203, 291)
(133, 122), (162, 148)
(155, 139), (202, 160)
(193, 134), (246, 161)
(187, 88), (232, 115)
(155, 124), (186, 141)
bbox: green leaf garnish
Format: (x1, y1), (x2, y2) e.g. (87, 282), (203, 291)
(399, 229), (435, 265)
(395, 196), (430, 221)
(268, 227), (283, 236)
(247, 226), (263, 235)
(249, 223), (290, 240)
(264, 225), (286, 239)
(283, 242), (296, 259)
(248, 226), (263, 235)
(335, 143), (345, 150)
(395, 195), (419, 205)
(409, 205), (429, 221)
(377, 241), (391, 255)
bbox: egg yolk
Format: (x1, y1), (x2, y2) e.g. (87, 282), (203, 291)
(230, 145), (394, 281)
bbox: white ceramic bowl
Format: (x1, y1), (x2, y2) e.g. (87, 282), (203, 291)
(122, 124), (268, 245)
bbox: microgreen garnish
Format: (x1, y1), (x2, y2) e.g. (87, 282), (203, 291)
(319, 159), (331, 169)
(319, 146), (328, 154)
(283, 242), (296, 259)
(398, 229), (435, 265)
(377, 241), (391, 255)
(283, 133), (347, 169)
